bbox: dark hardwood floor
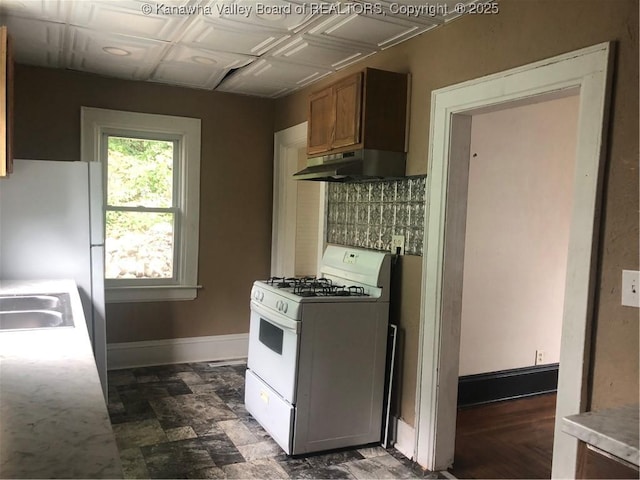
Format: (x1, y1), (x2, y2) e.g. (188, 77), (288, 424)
(450, 393), (557, 479)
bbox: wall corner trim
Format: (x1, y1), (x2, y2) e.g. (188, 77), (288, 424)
(107, 333), (249, 370)
(393, 416), (416, 461)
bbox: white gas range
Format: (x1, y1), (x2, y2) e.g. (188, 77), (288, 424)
(245, 245), (391, 455)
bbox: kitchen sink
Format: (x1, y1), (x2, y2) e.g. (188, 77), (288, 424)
(0, 293), (74, 330)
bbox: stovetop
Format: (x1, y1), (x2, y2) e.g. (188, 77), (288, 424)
(251, 247), (390, 319)
(252, 272), (385, 320)
(263, 276), (369, 298)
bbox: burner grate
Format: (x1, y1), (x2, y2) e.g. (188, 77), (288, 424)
(266, 276), (298, 288)
(264, 276), (369, 298)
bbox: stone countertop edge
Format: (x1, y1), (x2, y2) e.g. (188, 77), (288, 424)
(0, 279), (123, 479)
(562, 403), (640, 468)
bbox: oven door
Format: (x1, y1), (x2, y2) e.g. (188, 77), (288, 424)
(248, 300), (300, 403)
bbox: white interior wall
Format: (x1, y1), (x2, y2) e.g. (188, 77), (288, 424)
(458, 95), (580, 376)
(294, 147), (320, 276)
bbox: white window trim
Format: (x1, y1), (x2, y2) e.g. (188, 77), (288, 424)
(81, 107), (201, 303)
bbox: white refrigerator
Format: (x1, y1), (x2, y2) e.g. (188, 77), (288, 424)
(0, 159), (107, 398)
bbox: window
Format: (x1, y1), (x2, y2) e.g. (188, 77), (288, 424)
(105, 136), (176, 280)
(81, 107), (201, 302)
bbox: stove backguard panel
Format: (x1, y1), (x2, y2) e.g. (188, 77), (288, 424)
(326, 176), (426, 255)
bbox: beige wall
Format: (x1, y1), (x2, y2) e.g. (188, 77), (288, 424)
(13, 65), (275, 342)
(275, 0), (639, 424)
(459, 96), (579, 376)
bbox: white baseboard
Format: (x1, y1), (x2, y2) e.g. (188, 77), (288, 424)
(107, 333), (249, 370)
(393, 416), (416, 461)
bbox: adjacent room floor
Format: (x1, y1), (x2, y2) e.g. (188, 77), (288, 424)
(107, 361), (445, 479)
(450, 393), (557, 479)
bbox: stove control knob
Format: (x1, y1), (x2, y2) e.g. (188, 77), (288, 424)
(259, 291), (264, 302)
(276, 300), (283, 311)
(282, 302), (288, 313)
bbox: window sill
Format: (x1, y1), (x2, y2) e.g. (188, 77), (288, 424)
(105, 285), (201, 303)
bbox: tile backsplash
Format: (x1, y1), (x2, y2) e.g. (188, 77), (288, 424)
(326, 176), (426, 255)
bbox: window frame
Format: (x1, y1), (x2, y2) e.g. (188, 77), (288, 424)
(81, 107), (201, 303)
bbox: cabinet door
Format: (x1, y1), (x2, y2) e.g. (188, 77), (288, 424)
(307, 87), (333, 156)
(332, 72), (362, 150)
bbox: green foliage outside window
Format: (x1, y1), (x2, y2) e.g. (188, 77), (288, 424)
(107, 137), (173, 208)
(105, 136), (175, 279)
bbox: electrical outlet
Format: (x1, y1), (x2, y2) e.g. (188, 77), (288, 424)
(535, 350), (545, 365)
(622, 270), (640, 308)
(391, 235), (405, 255)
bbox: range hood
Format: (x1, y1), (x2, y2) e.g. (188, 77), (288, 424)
(293, 149), (406, 182)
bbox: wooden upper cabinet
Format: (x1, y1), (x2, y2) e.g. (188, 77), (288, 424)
(307, 87), (333, 156)
(0, 26), (13, 178)
(307, 68), (407, 157)
(332, 73), (362, 150)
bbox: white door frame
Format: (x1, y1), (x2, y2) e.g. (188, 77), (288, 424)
(415, 42), (613, 478)
(271, 122), (326, 277)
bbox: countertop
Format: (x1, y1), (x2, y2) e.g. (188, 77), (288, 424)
(562, 403), (640, 468)
(0, 279), (122, 478)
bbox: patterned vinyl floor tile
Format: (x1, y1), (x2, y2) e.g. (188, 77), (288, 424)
(108, 362), (444, 479)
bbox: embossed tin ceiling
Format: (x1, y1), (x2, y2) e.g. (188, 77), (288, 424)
(0, 0), (475, 97)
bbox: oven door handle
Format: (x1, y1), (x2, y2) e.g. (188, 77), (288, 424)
(251, 300), (300, 333)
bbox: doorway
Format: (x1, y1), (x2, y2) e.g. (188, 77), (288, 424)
(415, 42), (613, 478)
(451, 95), (580, 478)
(271, 122), (326, 278)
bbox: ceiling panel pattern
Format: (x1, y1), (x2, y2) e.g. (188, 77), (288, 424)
(0, 0), (474, 98)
